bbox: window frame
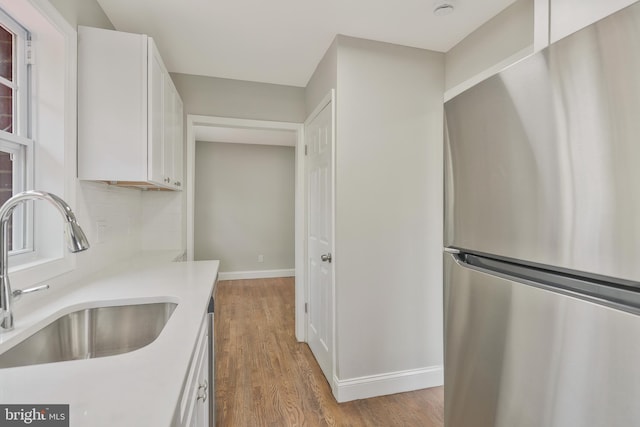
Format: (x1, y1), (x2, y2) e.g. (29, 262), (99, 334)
(0, 8), (34, 264)
(0, 7), (29, 137)
(0, 136), (34, 259)
(0, 0), (79, 289)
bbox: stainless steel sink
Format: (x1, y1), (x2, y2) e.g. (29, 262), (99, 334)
(0, 302), (177, 369)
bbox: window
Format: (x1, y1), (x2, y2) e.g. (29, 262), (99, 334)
(0, 8), (32, 259)
(0, 0), (78, 287)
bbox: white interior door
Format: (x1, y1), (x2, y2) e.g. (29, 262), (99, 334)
(305, 95), (334, 384)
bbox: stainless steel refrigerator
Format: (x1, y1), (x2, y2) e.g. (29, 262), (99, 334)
(443, 3), (640, 427)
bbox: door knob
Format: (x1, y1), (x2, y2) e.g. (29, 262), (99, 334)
(321, 253), (332, 263)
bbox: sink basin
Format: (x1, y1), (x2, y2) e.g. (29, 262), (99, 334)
(0, 302), (177, 369)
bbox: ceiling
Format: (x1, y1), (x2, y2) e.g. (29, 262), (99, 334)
(96, 0), (519, 88)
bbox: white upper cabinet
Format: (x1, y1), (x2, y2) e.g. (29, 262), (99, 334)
(78, 26), (184, 190)
(550, 0), (639, 43)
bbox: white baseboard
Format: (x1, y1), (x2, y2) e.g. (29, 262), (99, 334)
(332, 365), (444, 403)
(218, 269), (295, 281)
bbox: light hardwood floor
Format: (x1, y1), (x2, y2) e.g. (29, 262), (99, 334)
(214, 277), (444, 426)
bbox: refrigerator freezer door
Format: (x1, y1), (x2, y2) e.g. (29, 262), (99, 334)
(444, 253), (640, 427)
(444, 2), (640, 284)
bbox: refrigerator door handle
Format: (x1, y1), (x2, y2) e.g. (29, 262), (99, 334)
(444, 253), (640, 427)
(451, 252), (640, 316)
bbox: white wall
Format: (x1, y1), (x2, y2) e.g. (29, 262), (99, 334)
(445, 0), (534, 93)
(333, 36), (444, 385)
(49, 0), (114, 29)
(305, 38), (338, 114)
(73, 182), (143, 272)
(141, 191), (183, 251)
(194, 141), (295, 273)
(171, 73), (306, 123)
(550, 0), (639, 42)
(305, 34), (446, 399)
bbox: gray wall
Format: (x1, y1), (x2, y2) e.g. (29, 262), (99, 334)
(445, 0), (534, 91)
(550, 0), (638, 42)
(333, 36), (445, 382)
(305, 38), (337, 114)
(194, 142), (295, 272)
(49, 0), (114, 29)
(171, 73), (306, 123)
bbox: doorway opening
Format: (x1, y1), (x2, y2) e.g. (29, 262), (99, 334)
(186, 115), (306, 341)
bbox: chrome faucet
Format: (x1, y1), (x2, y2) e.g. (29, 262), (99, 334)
(0, 191), (90, 332)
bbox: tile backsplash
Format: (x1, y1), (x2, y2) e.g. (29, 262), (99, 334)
(34, 181), (183, 292)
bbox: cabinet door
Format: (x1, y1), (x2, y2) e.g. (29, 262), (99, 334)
(148, 40), (166, 186)
(78, 26), (148, 182)
(191, 342), (210, 427)
(163, 75), (175, 186)
(183, 316), (210, 427)
(173, 93), (184, 188)
(163, 81), (184, 189)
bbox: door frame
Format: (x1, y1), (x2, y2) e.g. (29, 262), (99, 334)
(186, 114), (306, 341)
(304, 90), (337, 390)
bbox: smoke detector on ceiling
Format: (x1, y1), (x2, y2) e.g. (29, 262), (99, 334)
(433, 0), (455, 16)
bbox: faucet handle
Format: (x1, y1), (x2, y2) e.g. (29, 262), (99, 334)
(12, 284), (49, 301)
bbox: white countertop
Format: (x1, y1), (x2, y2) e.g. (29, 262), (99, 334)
(0, 254), (219, 427)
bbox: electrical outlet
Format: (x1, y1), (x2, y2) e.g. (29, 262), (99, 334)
(258, 254), (264, 263)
